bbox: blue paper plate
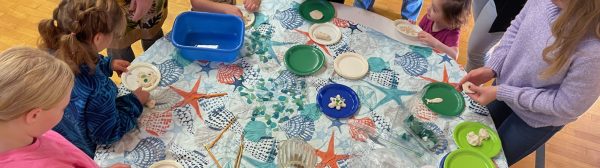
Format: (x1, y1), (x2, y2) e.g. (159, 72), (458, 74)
(317, 84), (360, 118)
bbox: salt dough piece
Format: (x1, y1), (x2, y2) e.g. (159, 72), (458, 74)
(328, 95), (346, 110)
(137, 71), (158, 88)
(314, 31), (332, 41)
(466, 131), (482, 146)
(146, 100), (156, 109)
(309, 10), (323, 20)
(478, 128), (490, 140)
(462, 81), (476, 94)
(425, 98), (443, 104)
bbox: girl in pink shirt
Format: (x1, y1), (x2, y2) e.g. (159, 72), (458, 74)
(417, 0), (472, 60)
(0, 47), (127, 168)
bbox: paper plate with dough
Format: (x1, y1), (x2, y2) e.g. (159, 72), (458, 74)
(309, 23), (342, 45)
(149, 160), (184, 168)
(334, 52), (369, 80)
(122, 62), (161, 91)
(393, 19), (422, 40)
(452, 122), (501, 158)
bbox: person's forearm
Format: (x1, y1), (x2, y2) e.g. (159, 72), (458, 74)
(434, 42), (458, 60)
(191, 0), (228, 13)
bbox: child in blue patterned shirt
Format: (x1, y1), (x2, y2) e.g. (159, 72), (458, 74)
(37, 0), (150, 158)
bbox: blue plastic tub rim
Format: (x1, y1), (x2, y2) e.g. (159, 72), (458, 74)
(170, 11), (245, 52)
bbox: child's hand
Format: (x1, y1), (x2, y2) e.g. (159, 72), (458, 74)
(244, 0), (261, 13)
(223, 5), (243, 18)
(417, 31), (441, 48)
(112, 59), (130, 76)
(457, 67), (495, 91)
(129, 0), (154, 21)
(109, 163), (131, 168)
(408, 19), (417, 24)
(466, 86), (497, 106)
(133, 87), (150, 104)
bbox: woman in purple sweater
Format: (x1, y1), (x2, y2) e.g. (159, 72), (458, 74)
(458, 0), (600, 165)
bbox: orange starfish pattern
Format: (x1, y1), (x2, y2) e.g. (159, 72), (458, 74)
(294, 29), (333, 56)
(169, 76), (227, 122)
(419, 65), (459, 87)
(315, 132), (350, 168)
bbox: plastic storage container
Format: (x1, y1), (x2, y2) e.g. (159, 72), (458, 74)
(171, 11), (245, 62)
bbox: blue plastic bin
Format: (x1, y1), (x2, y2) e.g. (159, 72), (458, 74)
(171, 11), (245, 62)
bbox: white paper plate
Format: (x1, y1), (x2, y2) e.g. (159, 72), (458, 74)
(122, 63), (161, 91)
(334, 52), (369, 80)
(149, 160), (184, 168)
(393, 19), (422, 40)
(309, 23), (342, 45)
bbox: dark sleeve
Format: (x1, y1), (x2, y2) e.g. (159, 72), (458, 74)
(84, 70), (143, 145)
(97, 55), (113, 76)
(489, 0), (527, 33)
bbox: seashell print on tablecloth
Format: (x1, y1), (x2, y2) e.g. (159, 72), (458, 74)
(140, 110), (173, 136)
(395, 52), (429, 77)
(217, 64), (244, 85)
(244, 137), (279, 163)
(280, 115), (315, 141)
(274, 8), (303, 30)
(157, 59), (184, 87)
(124, 137), (166, 168)
(169, 144), (209, 168)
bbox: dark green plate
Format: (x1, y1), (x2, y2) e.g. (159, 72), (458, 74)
(299, 0), (336, 23)
(421, 82), (465, 116)
(284, 45), (325, 76)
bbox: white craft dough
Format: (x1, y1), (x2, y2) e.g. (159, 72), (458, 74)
(314, 31), (332, 41)
(309, 10), (323, 20)
(328, 95), (346, 110)
(425, 98), (443, 104)
(478, 128), (490, 140)
(466, 131), (482, 146)
(462, 81), (476, 94)
(137, 71), (158, 88)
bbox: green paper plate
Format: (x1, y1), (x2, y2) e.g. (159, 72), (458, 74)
(284, 45), (325, 75)
(444, 149), (495, 168)
(299, 0), (336, 23)
(453, 122), (502, 158)
(421, 82), (465, 116)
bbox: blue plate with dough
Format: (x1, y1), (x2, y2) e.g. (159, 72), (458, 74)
(317, 84), (360, 118)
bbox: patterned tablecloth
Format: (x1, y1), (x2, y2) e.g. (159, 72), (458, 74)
(95, 0), (508, 167)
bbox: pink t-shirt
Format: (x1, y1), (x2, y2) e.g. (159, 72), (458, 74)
(0, 130), (99, 168)
(419, 15), (461, 47)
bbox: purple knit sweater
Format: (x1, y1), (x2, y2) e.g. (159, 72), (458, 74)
(486, 0), (600, 127)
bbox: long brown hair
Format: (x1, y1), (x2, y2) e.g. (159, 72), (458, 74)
(541, 0), (600, 79)
(38, 0), (125, 74)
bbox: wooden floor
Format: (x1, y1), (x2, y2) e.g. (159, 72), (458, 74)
(1, 0), (599, 167)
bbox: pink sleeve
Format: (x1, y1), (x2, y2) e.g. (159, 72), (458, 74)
(442, 30), (460, 47)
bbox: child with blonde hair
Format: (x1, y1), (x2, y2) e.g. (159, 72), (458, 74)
(0, 47), (93, 167)
(460, 0), (600, 165)
(38, 0), (149, 158)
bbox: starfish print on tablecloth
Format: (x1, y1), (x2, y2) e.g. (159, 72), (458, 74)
(294, 29), (333, 56)
(199, 62), (215, 77)
(231, 76), (246, 92)
(419, 65), (459, 87)
(169, 76), (227, 122)
(439, 54), (453, 65)
(348, 22), (362, 34)
(315, 132), (351, 168)
(365, 81), (416, 110)
(328, 117), (345, 133)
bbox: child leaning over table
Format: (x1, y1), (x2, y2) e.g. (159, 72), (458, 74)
(417, 0), (471, 60)
(38, 0), (150, 158)
(0, 47), (128, 168)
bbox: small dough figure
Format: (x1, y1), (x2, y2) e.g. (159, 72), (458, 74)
(425, 98), (443, 104)
(466, 131), (482, 146)
(478, 128), (490, 140)
(314, 31), (332, 41)
(309, 10), (323, 20)
(328, 95), (346, 110)
(137, 71), (158, 88)
(462, 81), (476, 94)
